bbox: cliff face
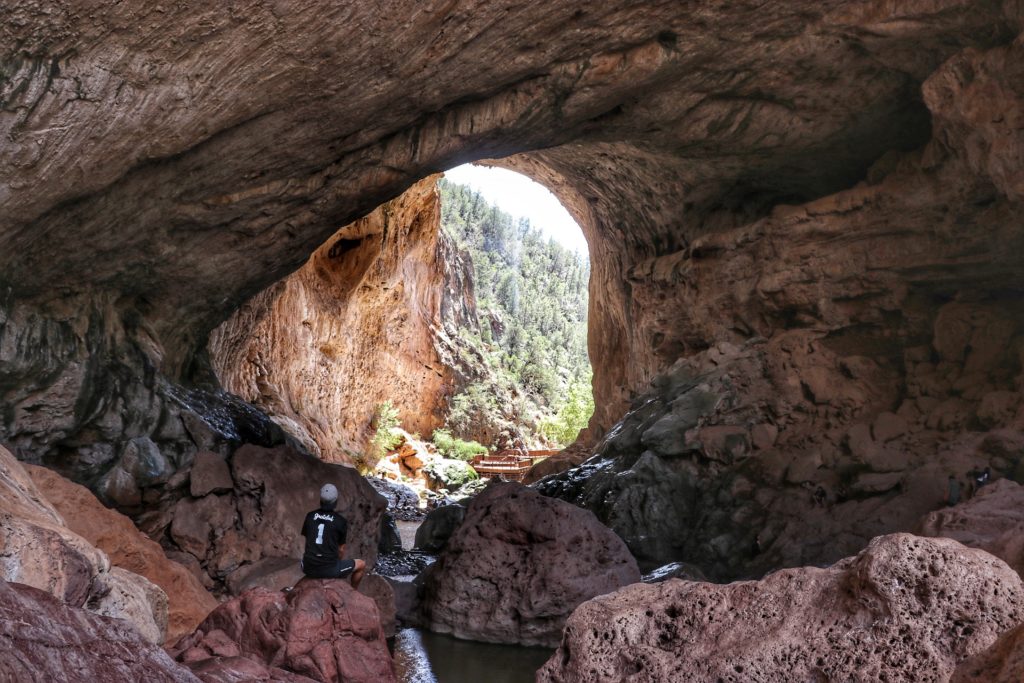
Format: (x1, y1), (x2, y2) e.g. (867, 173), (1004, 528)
(209, 177), (477, 461)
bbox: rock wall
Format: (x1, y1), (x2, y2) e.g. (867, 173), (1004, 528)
(0, 580), (197, 683)
(536, 33), (1024, 579)
(26, 463), (219, 646)
(209, 177), (477, 461)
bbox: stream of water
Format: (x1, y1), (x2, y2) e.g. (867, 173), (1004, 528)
(393, 627), (553, 683)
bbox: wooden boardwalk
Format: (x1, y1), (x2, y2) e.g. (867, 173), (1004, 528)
(471, 450), (556, 482)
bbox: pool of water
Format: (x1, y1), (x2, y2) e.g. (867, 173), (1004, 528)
(393, 627), (553, 683)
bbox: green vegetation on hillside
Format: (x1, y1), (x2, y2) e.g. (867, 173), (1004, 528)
(438, 177), (593, 448)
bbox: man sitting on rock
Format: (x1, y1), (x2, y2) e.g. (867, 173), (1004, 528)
(300, 483), (366, 588)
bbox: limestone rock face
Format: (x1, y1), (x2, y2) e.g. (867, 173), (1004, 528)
(0, 580), (198, 683)
(2, 1), (1020, 487)
(125, 443), (386, 595)
(0, 446), (103, 608)
(26, 463), (218, 645)
(538, 534), (1024, 683)
(919, 478), (1024, 578)
(420, 482), (640, 647)
(0, 0), (1022, 650)
(171, 581), (395, 683)
(209, 178), (477, 461)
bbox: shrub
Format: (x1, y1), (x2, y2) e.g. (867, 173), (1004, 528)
(424, 457), (479, 490)
(356, 401), (402, 474)
(432, 428), (488, 461)
(538, 379), (594, 446)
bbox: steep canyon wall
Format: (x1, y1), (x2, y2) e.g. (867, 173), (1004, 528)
(209, 177), (477, 461)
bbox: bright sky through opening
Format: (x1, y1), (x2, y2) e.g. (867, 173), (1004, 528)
(444, 164), (589, 256)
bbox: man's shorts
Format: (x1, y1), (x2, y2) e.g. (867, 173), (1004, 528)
(300, 558), (356, 579)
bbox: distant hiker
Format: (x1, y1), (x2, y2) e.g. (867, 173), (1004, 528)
(945, 475), (961, 507)
(812, 485), (827, 508)
(300, 483), (366, 589)
(975, 467), (991, 490)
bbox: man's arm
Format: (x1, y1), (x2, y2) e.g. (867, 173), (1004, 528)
(336, 517), (348, 558)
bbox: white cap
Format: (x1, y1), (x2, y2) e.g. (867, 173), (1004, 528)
(320, 483), (338, 505)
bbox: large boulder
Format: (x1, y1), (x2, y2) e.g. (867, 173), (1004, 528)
(918, 478), (1024, 578)
(420, 482), (640, 647)
(229, 444), (386, 570)
(953, 622), (1024, 683)
(538, 534), (1024, 682)
(142, 443), (387, 593)
(0, 446), (168, 643)
(0, 580), (197, 682)
(172, 580), (395, 683)
(0, 448), (104, 607)
(413, 503), (466, 553)
(86, 565), (169, 647)
(26, 463), (218, 645)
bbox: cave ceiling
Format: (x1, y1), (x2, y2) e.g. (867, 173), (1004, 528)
(2, 0), (1016, 372)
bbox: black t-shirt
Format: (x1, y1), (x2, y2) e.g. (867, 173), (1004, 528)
(301, 507), (348, 569)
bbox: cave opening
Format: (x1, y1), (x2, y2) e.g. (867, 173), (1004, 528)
(207, 161), (596, 499)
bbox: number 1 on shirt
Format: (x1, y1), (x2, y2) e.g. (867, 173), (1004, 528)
(316, 523), (325, 544)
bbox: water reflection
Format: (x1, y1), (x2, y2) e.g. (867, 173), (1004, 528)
(394, 628), (553, 683)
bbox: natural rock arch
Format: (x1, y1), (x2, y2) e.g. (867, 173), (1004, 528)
(1, 1), (1023, 582)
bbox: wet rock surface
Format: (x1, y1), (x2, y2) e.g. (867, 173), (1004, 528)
(0, 580), (197, 682)
(538, 534), (1024, 682)
(172, 580), (395, 683)
(420, 482), (640, 647)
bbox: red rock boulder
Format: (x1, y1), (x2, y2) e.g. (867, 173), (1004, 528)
(953, 622), (1024, 683)
(538, 534), (1024, 682)
(420, 482), (640, 647)
(918, 478), (1024, 578)
(26, 463), (219, 645)
(0, 579), (197, 682)
(172, 580), (395, 683)
(0, 446), (168, 643)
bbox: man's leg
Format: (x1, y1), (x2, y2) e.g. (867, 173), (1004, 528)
(350, 559), (366, 589)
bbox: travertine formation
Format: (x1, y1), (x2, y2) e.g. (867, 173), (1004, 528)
(953, 622), (1024, 683)
(172, 581), (395, 683)
(419, 482), (640, 647)
(1, 3), (1023, 678)
(164, 443), (386, 592)
(538, 534), (1024, 682)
